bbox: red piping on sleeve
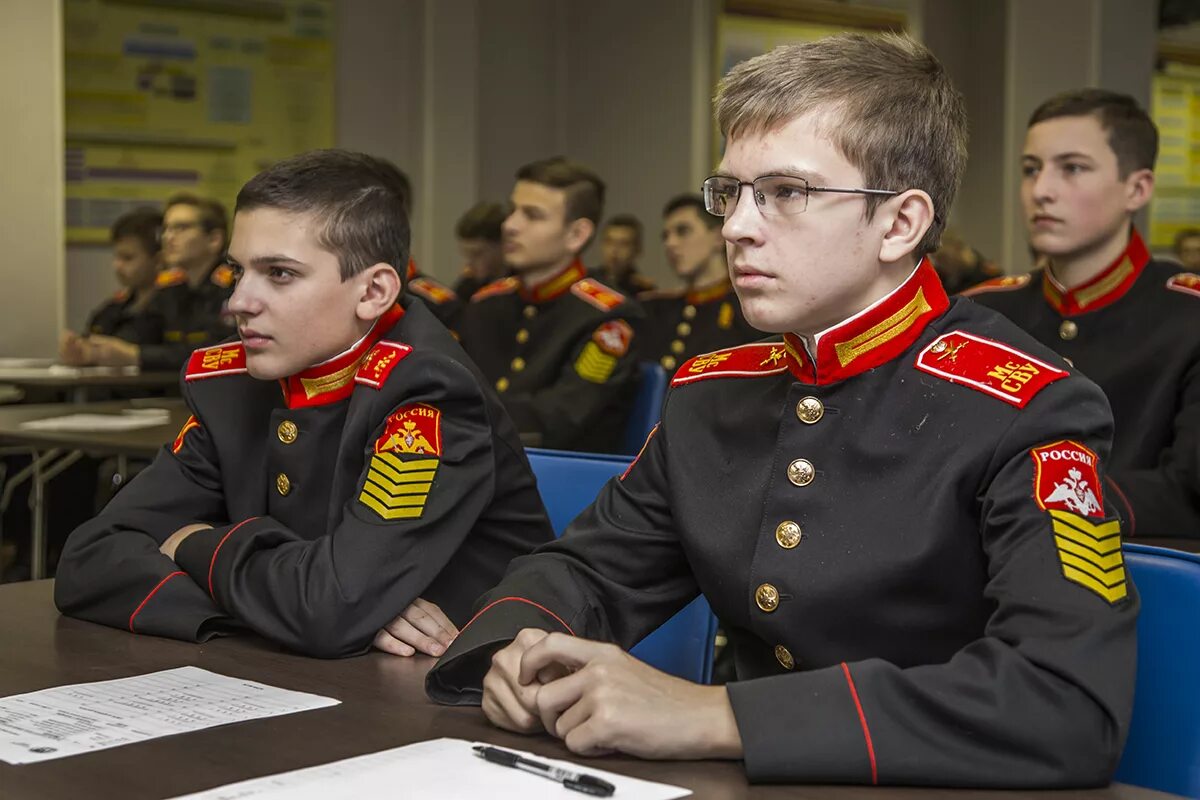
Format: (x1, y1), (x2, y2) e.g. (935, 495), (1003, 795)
(1104, 475), (1136, 538)
(841, 662), (878, 785)
(457, 596), (576, 639)
(207, 517), (260, 597)
(129, 571), (185, 632)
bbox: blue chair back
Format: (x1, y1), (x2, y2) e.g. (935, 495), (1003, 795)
(619, 362), (668, 455)
(1113, 543), (1200, 798)
(525, 447), (717, 683)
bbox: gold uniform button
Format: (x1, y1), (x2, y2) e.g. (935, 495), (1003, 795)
(670, 339), (685, 354)
(774, 644), (795, 670)
(660, 355), (676, 370)
(775, 520), (802, 549)
(496, 377), (509, 392)
(787, 459), (815, 487)
(1059, 320), (1078, 341)
(796, 396), (824, 424)
(276, 472), (291, 496)
(682, 304), (697, 320)
(523, 305), (537, 319)
(515, 329), (530, 344)
(676, 322), (692, 337)
(511, 357), (526, 372)
(277, 420), (298, 444)
(755, 583), (780, 612)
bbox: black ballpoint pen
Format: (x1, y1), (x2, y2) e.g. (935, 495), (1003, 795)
(472, 744), (616, 796)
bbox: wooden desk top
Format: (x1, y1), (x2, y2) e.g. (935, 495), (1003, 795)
(0, 401), (189, 457)
(0, 364), (178, 390)
(0, 581), (1182, 800)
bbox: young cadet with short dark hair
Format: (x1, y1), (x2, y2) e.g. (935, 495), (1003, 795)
(966, 90), (1200, 539)
(637, 194), (758, 371)
(592, 214), (655, 295)
(1175, 227), (1200, 270)
(55, 150), (554, 658)
(427, 34), (1136, 787)
(454, 201), (508, 301)
(60, 207), (164, 364)
(458, 157), (642, 452)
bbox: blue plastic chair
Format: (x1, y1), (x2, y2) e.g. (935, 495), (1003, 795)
(1113, 543), (1200, 798)
(619, 362), (668, 455)
(525, 447), (717, 683)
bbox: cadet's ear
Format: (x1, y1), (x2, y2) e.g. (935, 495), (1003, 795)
(878, 189), (936, 265)
(564, 217), (595, 255)
(1123, 168), (1154, 214)
(355, 263), (402, 322)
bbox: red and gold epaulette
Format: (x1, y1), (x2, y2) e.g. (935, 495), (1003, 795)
(959, 274), (1031, 297)
(185, 342), (248, 381)
(671, 342), (792, 387)
(571, 278), (625, 311)
(409, 276), (457, 305)
(355, 340), (413, 389)
(471, 276), (520, 302)
(1166, 272), (1200, 299)
(210, 264), (235, 288)
(914, 330), (1068, 408)
(155, 268), (187, 288)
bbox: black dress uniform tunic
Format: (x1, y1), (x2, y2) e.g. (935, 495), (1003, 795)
(427, 261), (1137, 787)
(587, 265), (656, 297)
(965, 230), (1200, 538)
(139, 263), (237, 372)
(55, 297), (554, 658)
(458, 260), (642, 452)
(84, 288), (162, 344)
(636, 280), (760, 372)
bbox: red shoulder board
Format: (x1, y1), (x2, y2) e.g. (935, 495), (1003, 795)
(409, 277), (456, 305)
(471, 277), (520, 302)
(185, 342), (248, 381)
(355, 341), (413, 389)
(210, 264), (235, 288)
(914, 331), (1068, 408)
(1166, 272), (1200, 299)
(959, 274), (1031, 297)
(571, 278), (625, 311)
(155, 268), (187, 288)
(671, 343), (791, 387)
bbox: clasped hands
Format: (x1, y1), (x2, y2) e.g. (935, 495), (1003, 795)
(481, 628), (743, 760)
(59, 331), (139, 367)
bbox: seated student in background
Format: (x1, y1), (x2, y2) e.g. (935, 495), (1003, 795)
(458, 157), (641, 452)
(427, 34), (1136, 787)
(60, 207), (164, 364)
(637, 194), (758, 371)
(928, 227), (1002, 294)
(389, 167), (464, 331)
(965, 90), (1200, 538)
(453, 201), (509, 302)
(590, 214), (656, 295)
(55, 149), (554, 658)
(1174, 227), (1200, 271)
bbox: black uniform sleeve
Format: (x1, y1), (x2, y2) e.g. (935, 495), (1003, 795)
(1106, 357), (1200, 538)
(54, 408), (233, 642)
(170, 355), (504, 658)
(502, 316), (640, 449)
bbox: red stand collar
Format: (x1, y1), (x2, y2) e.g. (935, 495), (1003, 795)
(1042, 229), (1150, 316)
(280, 303), (405, 409)
(519, 260), (587, 303)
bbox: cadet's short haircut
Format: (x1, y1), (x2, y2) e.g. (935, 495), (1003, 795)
(455, 201), (506, 242)
(515, 157), (606, 228)
(715, 32), (966, 257)
(663, 194), (720, 231)
(604, 214), (643, 246)
(1028, 89), (1158, 178)
(235, 149), (412, 282)
(111, 207), (163, 255)
(164, 193), (228, 242)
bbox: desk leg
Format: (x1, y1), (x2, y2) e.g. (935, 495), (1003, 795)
(30, 449), (84, 580)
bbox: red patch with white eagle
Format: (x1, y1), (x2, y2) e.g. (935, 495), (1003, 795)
(185, 343), (247, 381)
(1031, 440), (1105, 519)
(355, 341), (412, 389)
(592, 320), (633, 357)
(375, 403), (442, 456)
(914, 331), (1068, 408)
(1166, 273), (1200, 299)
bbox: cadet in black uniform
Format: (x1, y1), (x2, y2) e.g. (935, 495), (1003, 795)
(55, 150), (553, 659)
(427, 34), (1136, 788)
(590, 214), (656, 296)
(406, 258), (463, 332)
(966, 90), (1200, 539)
(453, 201), (509, 302)
(637, 194), (758, 371)
(458, 158), (641, 452)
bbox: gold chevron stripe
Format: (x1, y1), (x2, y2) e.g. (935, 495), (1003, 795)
(575, 342), (616, 383)
(1059, 550), (1126, 582)
(834, 287), (931, 368)
(1054, 536), (1125, 569)
(361, 481), (428, 507)
(366, 471), (432, 496)
(359, 493), (425, 520)
(371, 459), (437, 487)
(1049, 509), (1121, 540)
(1062, 565), (1127, 603)
(1052, 521), (1122, 555)
(375, 453), (439, 473)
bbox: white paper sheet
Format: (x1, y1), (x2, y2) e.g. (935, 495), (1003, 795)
(171, 738), (692, 800)
(19, 408), (172, 432)
(0, 666), (339, 764)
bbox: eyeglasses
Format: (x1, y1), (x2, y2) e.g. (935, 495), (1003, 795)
(161, 221), (203, 236)
(702, 174), (898, 218)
